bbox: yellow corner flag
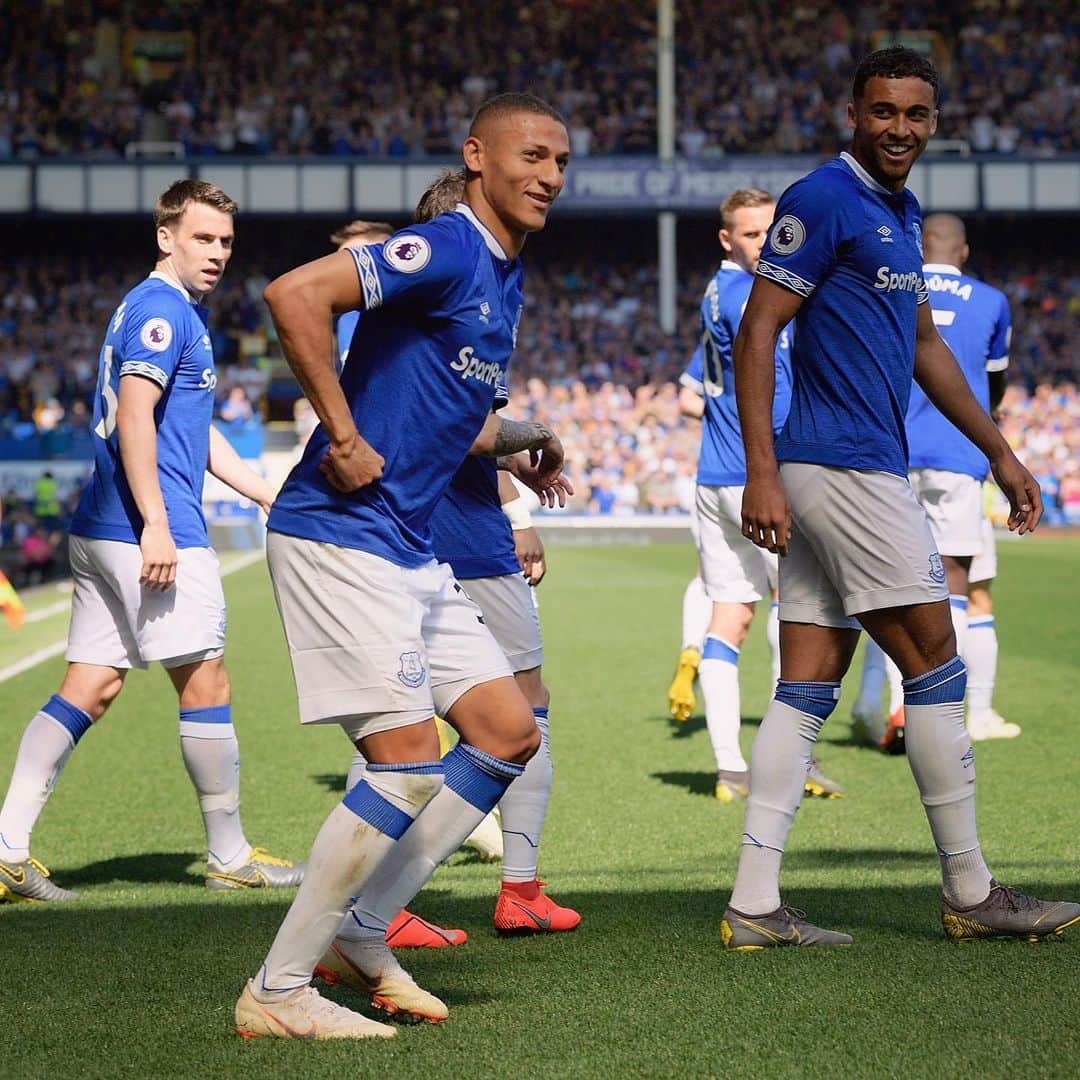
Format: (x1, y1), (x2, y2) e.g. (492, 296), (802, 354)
(0, 569), (26, 630)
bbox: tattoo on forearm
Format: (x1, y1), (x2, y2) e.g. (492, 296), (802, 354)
(492, 418), (552, 457)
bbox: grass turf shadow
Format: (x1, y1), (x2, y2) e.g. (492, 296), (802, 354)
(48, 849), (204, 888)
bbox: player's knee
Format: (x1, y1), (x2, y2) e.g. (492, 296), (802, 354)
(92, 675), (125, 720)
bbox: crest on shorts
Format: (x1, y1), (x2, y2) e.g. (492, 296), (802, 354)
(928, 552), (945, 584)
(397, 650), (426, 688)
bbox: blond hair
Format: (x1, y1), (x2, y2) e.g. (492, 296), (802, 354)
(719, 188), (774, 231)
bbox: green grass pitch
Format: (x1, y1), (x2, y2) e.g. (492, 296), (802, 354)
(1, 539), (1077, 1078)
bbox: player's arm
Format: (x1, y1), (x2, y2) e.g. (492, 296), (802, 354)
(987, 370), (1007, 416)
(207, 424), (276, 514)
(913, 303), (1041, 533)
(115, 375), (176, 590)
(499, 470), (546, 586)
(470, 413), (573, 508)
(678, 385), (704, 419)
(263, 251), (384, 493)
(733, 277), (804, 555)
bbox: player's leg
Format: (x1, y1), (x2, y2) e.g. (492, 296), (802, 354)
(238, 537), (453, 1038)
(343, 746), (468, 948)
(165, 655), (301, 889)
(0, 662), (125, 903)
(722, 619), (858, 948)
(861, 598), (1077, 939)
(966, 521), (1019, 739)
(139, 544), (298, 889)
(694, 484), (766, 801)
(0, 535), (136, 903)
(667, 572), (710, 721)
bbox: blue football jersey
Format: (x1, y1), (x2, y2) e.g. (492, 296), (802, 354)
(70, 273), (217, 548)
(906, 264), (1011, 480)
(693, 261), (792, 486)
(680, 343), (704, 395)
(757, 153), (929, 478)
(429, 457), (520, 580)
(336, 309), (360, 372)
(269, 205), (524, 568)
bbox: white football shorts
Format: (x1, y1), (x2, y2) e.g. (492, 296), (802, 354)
(778, 463), (949, 628)
(66, 536), (226, 669)
(266, 531), (512, 739)
(908, 467), (984, 558)
(460, 571), (543, 672)
(694, 483), (777, 604)
(969, 515), (997, 584)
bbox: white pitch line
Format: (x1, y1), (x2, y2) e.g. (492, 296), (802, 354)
(0, 549), (265, 684)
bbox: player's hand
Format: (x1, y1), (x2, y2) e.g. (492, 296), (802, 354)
(139, 521), (178, 591)
(741, 473), (791, 555)
(990, 451), (1042, 535)
(508, 440), (574, 508)
(320, 432), (384, 493)
(513, 526), (546, 586)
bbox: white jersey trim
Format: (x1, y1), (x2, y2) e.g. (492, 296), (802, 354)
(454, 202), (509, 260)
(757, 259), (815, 297)
(839, 152), (893, 195)
(985, 356), (1010, 372)
(922, 263), (962, 275)
(348, 245), (383, 310)
(119, 360), (169, 388)
(148, 270), (199, 305)
(679, 372), (704, 394)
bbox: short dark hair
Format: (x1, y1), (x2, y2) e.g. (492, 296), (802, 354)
(154, 179), (237, 229)
(415, 169), (466, 223)
(852, 46), (940, 106)
(469, 92), (566, 137)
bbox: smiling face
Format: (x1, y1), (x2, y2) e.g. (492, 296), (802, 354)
(156, 201), (234, 299)
(847, 75), (938, 192)
(463, 110), (570, 256)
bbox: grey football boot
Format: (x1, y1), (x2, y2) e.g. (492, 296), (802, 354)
(942, 880), (1080, 942)
(721, 904), (853, 950)
(206, 847), (305, 890)
(0, 857), (79, 903)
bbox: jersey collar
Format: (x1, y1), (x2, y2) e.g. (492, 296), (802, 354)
(720, 259), (745, 273)
(923, 263), (962, 275)
(839, 151), (895, 196)
(454, 202), (510, 261)
(148, 269), (199, 305)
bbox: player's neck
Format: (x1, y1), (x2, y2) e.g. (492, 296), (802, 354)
(460, 195), (524, 259)
(153, 259), (203, 303)
(845, 146), (907, 195)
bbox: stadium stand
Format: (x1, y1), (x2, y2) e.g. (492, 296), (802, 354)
(1, 1), (1077, 159)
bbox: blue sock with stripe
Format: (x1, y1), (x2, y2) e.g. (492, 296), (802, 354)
(0, 695), (92, 860)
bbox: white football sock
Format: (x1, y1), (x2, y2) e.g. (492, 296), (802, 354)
(856, 638), (887, 715)
(340, 744), (524, 941)
(682, 577), (711, 652)
(255, 762), (443, 995)
(765, 602), (781, 692)
(699, 636), (746, 773)
(965, 615), (997, 715)
(949, 595), (969, 658)
(903, 657), (992, 908)
(179, 706), (250, 869)
(346, 750), (367, 791)
(500, 708), (552, 883)
(729, 683), (836, 916)
(0, 696), (91, 861)
(886, 653), (905, 716)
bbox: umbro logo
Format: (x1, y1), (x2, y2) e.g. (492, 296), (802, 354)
(877, 225), (894, 244)
(479, 301), (491, 324)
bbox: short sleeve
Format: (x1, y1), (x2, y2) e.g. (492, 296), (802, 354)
(493, 370), (509, 411)
(347, 220), (466, 314)
(680, 344), (704, 395)
(119, 294), (189, 389)
(986, 289), (1011, 371)
(756, 178), (849, 299)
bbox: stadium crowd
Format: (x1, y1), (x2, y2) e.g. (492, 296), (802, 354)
(1, 247), (1077, 529)
(2, 1), (1077, 159)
